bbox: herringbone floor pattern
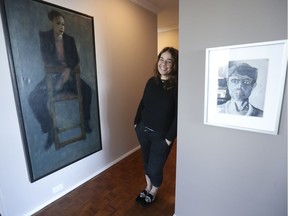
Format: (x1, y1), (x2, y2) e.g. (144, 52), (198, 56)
(34, 143), (176, 216)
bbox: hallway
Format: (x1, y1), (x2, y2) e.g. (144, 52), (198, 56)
(34, 143), (176, 216)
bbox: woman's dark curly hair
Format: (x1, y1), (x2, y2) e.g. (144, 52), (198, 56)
(154, 47), (179, 89)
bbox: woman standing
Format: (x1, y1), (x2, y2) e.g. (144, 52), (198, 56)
(134, 47), (178, 207)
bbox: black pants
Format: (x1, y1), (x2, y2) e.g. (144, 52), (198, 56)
(135, 122), (173, 187)
(28, 77), (92, 133)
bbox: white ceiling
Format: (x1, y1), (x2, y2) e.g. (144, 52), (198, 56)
(130, 0), (179, 32)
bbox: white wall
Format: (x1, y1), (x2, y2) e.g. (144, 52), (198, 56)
(176, 0), (287, 216)
(158, 29), (179, 53)
(0, 0), (157, 215)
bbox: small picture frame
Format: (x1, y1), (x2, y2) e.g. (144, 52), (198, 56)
(204, 40), (288, 134)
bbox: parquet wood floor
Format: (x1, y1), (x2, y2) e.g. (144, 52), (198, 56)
(34, 143), (176, 216)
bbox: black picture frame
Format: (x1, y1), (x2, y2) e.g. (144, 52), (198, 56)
(0, 0), (102, 182)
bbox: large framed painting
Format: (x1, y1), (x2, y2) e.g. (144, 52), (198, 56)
(204, 40), (288, 134)
(0, 0), (102, 182)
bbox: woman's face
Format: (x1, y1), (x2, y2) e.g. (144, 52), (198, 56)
(51, 16), (65, 37)
(158, 51), (174, 79)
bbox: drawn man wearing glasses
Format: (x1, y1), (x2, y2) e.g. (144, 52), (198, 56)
(217, 62), (263, 117)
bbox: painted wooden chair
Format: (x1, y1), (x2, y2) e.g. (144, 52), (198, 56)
(45, 64), (86, 149)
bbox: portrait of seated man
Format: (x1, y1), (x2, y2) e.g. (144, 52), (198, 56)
(217, 62), (263, 117)
(29, 10), (92, 150)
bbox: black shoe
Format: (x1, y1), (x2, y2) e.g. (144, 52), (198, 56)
(135, 190), (148, 203)
(140, 193), (156, 208)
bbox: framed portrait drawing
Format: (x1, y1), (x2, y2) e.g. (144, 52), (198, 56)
(204, 40), (288, 134)
(1, 0), (102, 182)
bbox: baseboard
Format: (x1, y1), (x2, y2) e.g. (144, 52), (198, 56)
(24, 145), (141, 216)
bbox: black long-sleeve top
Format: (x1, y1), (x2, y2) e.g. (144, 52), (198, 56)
(134, 77), (178, 142)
